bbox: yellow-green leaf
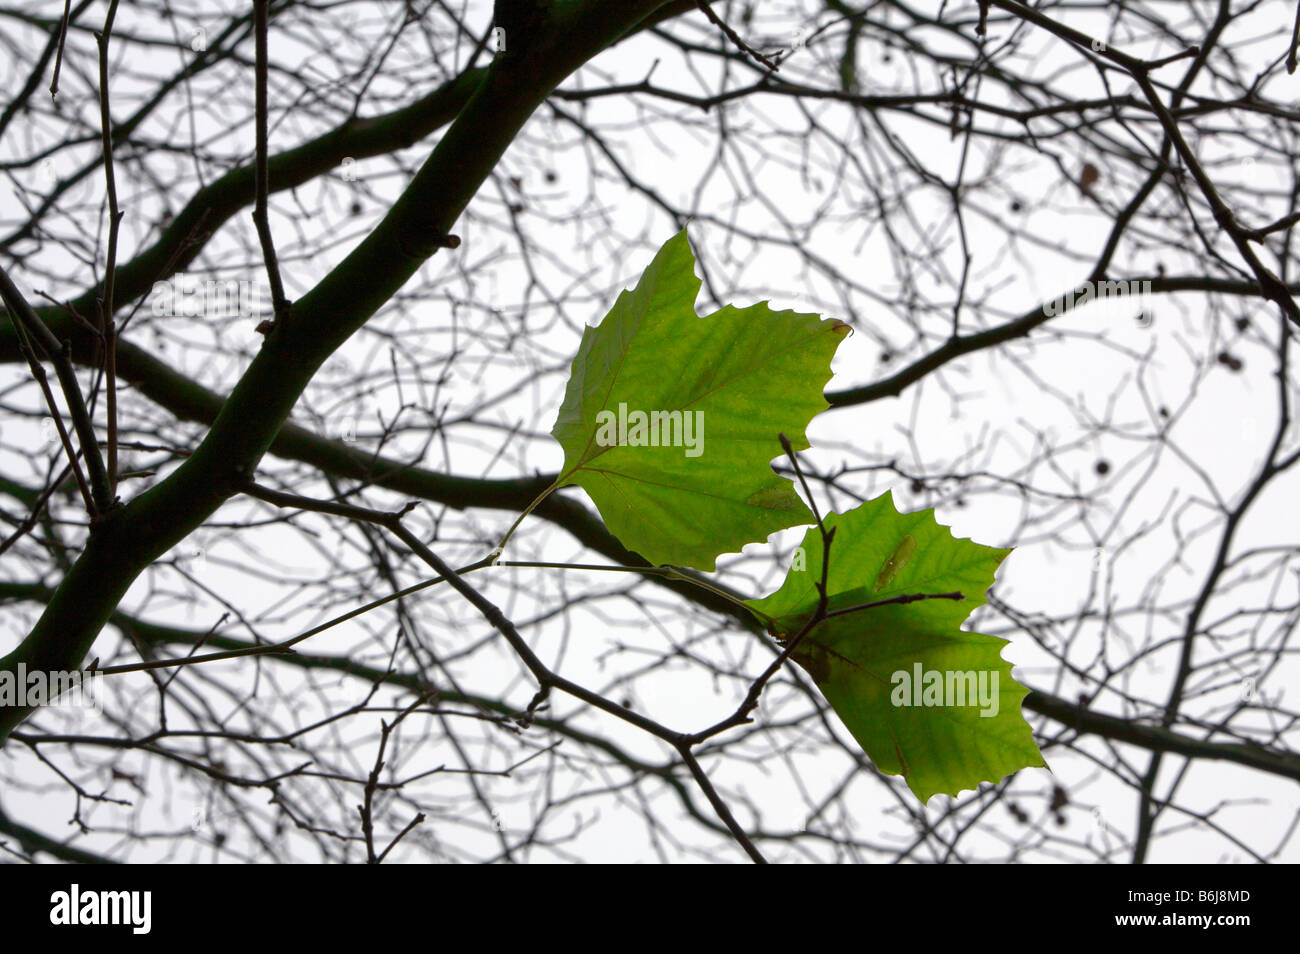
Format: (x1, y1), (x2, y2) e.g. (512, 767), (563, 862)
(746, 492), (1046, 801)
(551, 230), (849, 569)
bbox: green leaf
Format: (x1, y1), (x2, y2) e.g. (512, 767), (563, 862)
(746, 492), (1046, 801)
(551, 230), (849, 570)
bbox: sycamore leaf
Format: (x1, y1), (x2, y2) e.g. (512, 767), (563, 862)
(551, 230), (849, 570)
(745, 492), (1046, 801)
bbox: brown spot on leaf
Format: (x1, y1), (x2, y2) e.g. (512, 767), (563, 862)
(746, 487), (800, 511)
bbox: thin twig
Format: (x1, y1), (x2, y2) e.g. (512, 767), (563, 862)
(48, 0), (73, 100)
(1288, 0), (1300, 74)
(1, 309), (94, 513)
(359, 696), (429, 863)
(94, 0), (122, 492)
(242, 479), (771, 862)
(252, 0), (291, 330)
(676, 745), (766, 863)
(694, 1), (780, 72)
(0, 266), (112, 515)
(988, 0), (1298, 327)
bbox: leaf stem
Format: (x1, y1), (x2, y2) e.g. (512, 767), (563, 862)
(493, 478), (560, 558)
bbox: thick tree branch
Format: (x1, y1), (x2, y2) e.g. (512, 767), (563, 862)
(0, 0), (675, 745)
